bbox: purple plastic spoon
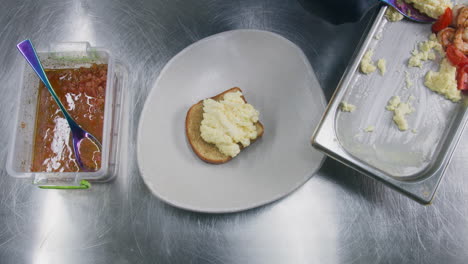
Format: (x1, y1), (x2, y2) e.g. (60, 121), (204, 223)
(380, 0), (437, 23)
(17, 39), (101, 171)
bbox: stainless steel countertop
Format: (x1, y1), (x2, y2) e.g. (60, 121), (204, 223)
(1, 0), (467, 263)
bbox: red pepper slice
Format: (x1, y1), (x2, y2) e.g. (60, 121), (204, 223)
(446, 44), (468, 67)
(457, 64), (468, 91)
(432, 7), (453, 33)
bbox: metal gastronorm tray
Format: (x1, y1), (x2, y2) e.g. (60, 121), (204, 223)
(312, 6), (468, 204)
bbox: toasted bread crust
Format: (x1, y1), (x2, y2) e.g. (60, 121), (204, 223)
(185, 87), (263, 164)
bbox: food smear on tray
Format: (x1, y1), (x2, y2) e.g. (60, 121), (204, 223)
(408, 34), (444, 68)
(32, 64), (107, 172)
(185, 87), (264, 164)
(360, 50), (377, 74)
(386, 96), (415, 131)
(386, 7), (404, 22)
(339, 101), (356, 112)
(404, 71), (414, 88)
(377, 59), (387, 75)
(364, 125), (375, 132)
(360, 49), (387, 76)
(356, 1), (467, 131)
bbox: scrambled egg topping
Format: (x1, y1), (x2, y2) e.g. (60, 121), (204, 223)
(405, 0), (453, 19)
(200, 91), (260, 157)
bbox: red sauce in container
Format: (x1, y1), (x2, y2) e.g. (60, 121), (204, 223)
(31, 64), (107, 172)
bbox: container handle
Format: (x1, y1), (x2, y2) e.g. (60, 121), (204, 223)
(38, 180), (91, 189)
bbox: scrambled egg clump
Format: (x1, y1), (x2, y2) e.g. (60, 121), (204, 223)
(405, 0), (453, 19)
(386, 96), (415, 131)
(425, 58), (461, 102)
(408, 34), (443, 68)
(200, 91), (260, 157)
(385, 7), (404, 22)
(340, 101), (356, 112)
(364, 126), (375, 132)
(405, 71), (413, 88)
(377, 59), (387, 75)
(360, 50), (377, 74)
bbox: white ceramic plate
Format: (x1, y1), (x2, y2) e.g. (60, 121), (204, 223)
(137, 30), (326, 213)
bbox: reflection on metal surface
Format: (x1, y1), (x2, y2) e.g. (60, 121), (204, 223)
(297, 0), (376, 24)
(1, 0), (468, 263)
(32, 192), (66, 264)
(66, 0), (96, 44)
(249, 183), (338, 263)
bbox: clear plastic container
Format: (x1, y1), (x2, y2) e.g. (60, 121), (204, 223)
(6, 42), (125, 187)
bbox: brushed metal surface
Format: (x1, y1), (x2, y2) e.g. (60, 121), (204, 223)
(1, 0), (468, 263)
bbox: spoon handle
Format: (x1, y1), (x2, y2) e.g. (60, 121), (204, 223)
(17, 40), (76, 127)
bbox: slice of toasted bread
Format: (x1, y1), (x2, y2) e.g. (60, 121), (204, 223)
(185, 87), (264, 164)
